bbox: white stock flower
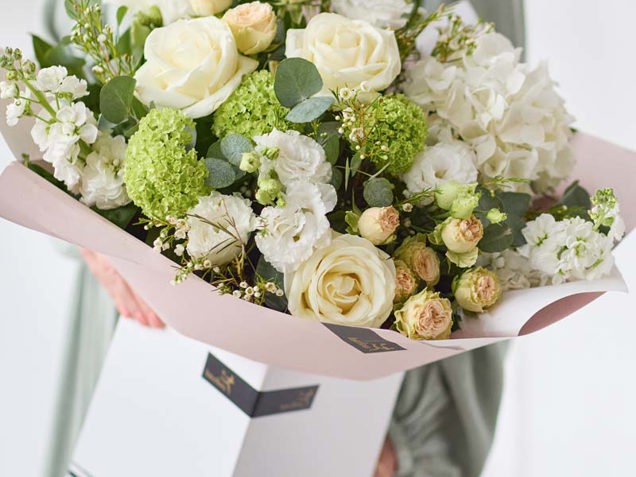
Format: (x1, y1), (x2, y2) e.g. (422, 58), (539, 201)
(480, 250), (548, 290)
(186, 192), (256, 266)
(331, 0), (413, 30)
(519, 215), (615, 284)
(254, 129), (331, 187)
(256, 181), (337, 273)
(6, 96), (28, 127)
(403, 31), (574, 192)
(80, 133), (131, 210)
(104, 0), (232, 24)
(0, 81), (18, 99)
(285, 233), (396, 328)
(401, 141), (478, 199)
(134, 17), (258, 118)
(286, 13), (401, 94)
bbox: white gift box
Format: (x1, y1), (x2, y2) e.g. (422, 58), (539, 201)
(68, 319), (404, 477)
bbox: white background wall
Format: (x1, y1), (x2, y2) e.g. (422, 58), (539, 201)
(0, 1), (635, 476)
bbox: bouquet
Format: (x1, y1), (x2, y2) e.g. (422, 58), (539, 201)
(0, 0), (627, 344)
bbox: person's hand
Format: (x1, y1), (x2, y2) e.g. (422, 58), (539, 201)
(80, 249), (165, 329)
(374, 437), (397, 477)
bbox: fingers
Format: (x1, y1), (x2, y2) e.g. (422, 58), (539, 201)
(81, 249), (165, 329)
(374, 438), (397, 477)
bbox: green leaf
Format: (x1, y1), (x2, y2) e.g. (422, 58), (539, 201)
(206, 141), (225, 159)
(345, 210), (360, 234)
(204, 158), (236, 189)
(220, 134), (253, 167)
(44, 43), (86, 78)
(350, 152), (363, 176)
(116, 5), (129, 25)
(499, 191), (531, 217)
(286, 96), (334, 123)
(274, 58), (323, 108)
(559, 181), (591, 210)
(479, 223), (514, 253)
(329, 166), (343, 191)
(363, 178), (394, 207)
(32, 35), (53, 68)
(93, 203), (139, 230)
(320, 134), (340, 165)
(256, 256), (288, 312)
(100, 76), (136, 124)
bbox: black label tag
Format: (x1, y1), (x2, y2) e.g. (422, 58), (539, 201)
(202, 353), (318, 418)
(324, 323), (405, 354)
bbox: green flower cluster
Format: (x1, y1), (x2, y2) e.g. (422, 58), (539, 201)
(212, 70), (297, 139)
(366, 94), (428, 175)
(125, 108), (209, 220)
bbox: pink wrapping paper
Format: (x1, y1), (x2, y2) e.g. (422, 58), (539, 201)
(0, 128), (633, 380)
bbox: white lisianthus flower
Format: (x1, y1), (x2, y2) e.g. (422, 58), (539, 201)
(80, 134), (131, 210)
(331, 0), (413, 30)
(254, 129), (331, 187)
(256, 181), (337, 273)
(403, 31), (574, 192)
(401, 141), (478, 199)
(285, 234), (396, 328)
(519, 215), (615, 284)
(104, 0), (232, 24)
(134, 17), (258, 118)
(286, 13), (401, 94)
(186, 192), (256, 266)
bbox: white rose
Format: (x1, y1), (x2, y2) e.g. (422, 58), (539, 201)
(80, 133), (131, 210)
(254, 129), (331, 187)
(285, 234), (396, 328)
(134, 17), (258, 118)
(222, 2), (277, 55)
(286, 13), (401, 94)
(256, 181), (337, 273)
(357, 206), (399, 245)
(186, 192), (256, 266)
(331, 0), (413, 30)
(104, 0), (232, 24)
(402, 141), (478, 199)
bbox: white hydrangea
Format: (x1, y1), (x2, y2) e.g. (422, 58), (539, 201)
(518, 214), (615, 284)
(331, 0), (413, 30)
(186, 192), (256, 266)
(401, 141), (478, 199)
(79, 133), (131, 210)
(256, 181), (337, 274)
(254, 129), (332, 187)
(403, 31), (575, 192)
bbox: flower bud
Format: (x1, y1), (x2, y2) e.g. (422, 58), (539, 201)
(393, 260), (419, 304)
(486, 208), (507, 224)
(223, 2), (277, 55)
(358, 206), (399, 245)
(395, 290), (453, 340)
(435, 181), (480, 218)
(240, 151), (261, 173)
(441, 216), (483, 254)
(256, 177), (283, 205)
(454, 267), (502, 313)
(394, 234), (441, 286)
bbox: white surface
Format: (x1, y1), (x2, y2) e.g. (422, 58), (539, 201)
(0, 1), (635, 476)
(73, 319), (403, 477)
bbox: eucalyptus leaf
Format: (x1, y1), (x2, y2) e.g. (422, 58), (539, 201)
(274, 58), (323, 107)
(100, 76), (136, 124)
(329, 166), (343, 191)
(479, 223), (514, 253)
(321, 134), (340, 165)
(559, 181), (591, 210)
(363, 178), (394, 207)
(286, 96), (334, 123)
(498, 191), (531, 246)
(220, 134), (253, 167)
(207, 141), (225, 160)
(204, 158), (236, 189)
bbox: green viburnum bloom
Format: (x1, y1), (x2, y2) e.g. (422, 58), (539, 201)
(125, 108), (209, 221)
(212, 70), (297, 139)
(365, 94), (428, 175)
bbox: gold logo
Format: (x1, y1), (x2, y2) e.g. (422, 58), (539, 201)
(279, 388), (317, 412)
(348, 337), (398, 352)
(204, 368), (236, 395)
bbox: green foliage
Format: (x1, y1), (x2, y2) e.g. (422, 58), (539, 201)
(100, 76), (136, 124)
(558, 181), (591, 211)
(363, 178), (395, 207)
(212, 70), (297, 138)
(274, 58), (323, 108)
(256, 256), (288, 312)
(286, 96), (334, 123)
(92, 203), (139, 230)
(204, 158), (237, 189)
(479, 223), (514, 253)
(220, 134), (254, 167)
(125, 108), (209, 220)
